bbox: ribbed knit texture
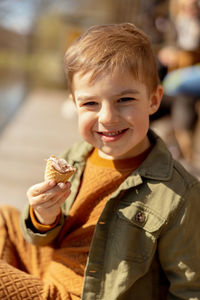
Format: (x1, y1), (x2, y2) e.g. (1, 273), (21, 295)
(0, 147), (150, 299)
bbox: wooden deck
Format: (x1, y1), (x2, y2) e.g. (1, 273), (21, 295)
(0, 89), (81, 210)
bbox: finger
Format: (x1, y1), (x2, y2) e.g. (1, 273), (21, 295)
(33, 194), (67, 216)
(43, 189), (71, 209)
(31, 188), (70, 208)
(27, 180), (56, 197)
(36, 181), (70, 198)
(57, 182), (71, 190)
(29, 182), (70, 205)
(28, 181), (70, 199)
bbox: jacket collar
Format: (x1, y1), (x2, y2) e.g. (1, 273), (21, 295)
(137, 130), (173, 181)
(68, 130), (173, 182)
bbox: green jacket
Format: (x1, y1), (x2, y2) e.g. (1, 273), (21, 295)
(21, 131), (200, 299)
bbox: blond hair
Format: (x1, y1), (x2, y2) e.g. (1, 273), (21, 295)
(64, 23), (159, 94)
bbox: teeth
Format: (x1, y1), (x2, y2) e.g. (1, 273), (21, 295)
(102, 130), (122, 136)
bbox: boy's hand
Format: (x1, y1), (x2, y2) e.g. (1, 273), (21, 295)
(27, 180), (71, 225)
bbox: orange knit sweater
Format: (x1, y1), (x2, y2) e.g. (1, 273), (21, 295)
(0, 147), (150, 300)
(53, 148), (150, 299)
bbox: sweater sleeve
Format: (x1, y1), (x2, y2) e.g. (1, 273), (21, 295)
(29, 206), (61, 233)
(20, 204), (65, 246)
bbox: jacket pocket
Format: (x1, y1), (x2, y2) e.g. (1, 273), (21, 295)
(110, 202), (166, 263)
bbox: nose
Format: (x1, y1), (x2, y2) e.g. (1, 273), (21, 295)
(98, 102), (119, 125)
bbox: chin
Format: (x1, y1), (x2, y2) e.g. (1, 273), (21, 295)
(100, 149), (124, 160)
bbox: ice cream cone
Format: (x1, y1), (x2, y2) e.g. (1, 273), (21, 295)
(44, 156), (76, 183)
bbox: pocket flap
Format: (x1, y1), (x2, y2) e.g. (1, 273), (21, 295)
(117, 202), (166, 233)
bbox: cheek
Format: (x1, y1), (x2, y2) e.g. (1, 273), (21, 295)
(127, 108), (150, 129)
(78, 112), (95, 137)
(126, 107), (149, 121)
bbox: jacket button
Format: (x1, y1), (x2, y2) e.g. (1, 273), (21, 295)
(135, 211), (146, 223)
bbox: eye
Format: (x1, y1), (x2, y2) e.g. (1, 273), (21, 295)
(118, 97), (135, 103)
(82, 101), (98, 106)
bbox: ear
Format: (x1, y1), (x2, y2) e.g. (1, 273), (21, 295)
(149, 85), (163, 115)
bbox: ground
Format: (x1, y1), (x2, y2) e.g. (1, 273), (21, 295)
(0, 89), (81, 210)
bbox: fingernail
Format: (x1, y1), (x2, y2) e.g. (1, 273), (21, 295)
(58, 182), (66, 189)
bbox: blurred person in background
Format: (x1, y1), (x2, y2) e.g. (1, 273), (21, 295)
(163, 64), (200, 165)
(153, 0), (200, 169)
(158, 0), (200, 71)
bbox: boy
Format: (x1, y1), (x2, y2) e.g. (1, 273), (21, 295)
(0, 23), (200, 299)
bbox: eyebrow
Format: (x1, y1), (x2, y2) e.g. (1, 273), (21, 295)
(116, 89), (139, 97)
(76, 88), (139, 102)
(76, 95), (97, 102)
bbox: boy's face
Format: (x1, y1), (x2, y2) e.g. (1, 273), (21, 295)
(72, 68), (162, 159)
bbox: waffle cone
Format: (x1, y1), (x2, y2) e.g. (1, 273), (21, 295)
(44, 159), (76, 183)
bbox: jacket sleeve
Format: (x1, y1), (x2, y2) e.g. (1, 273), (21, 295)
(158, 181), (200, 299)
(20, 204), (65, 246)
(19, 141), (87, 247)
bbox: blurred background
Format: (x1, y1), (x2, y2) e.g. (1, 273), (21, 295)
(0, 0), (199, 209)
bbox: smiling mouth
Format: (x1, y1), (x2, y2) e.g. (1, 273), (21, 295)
(97, 129), (128, 136)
